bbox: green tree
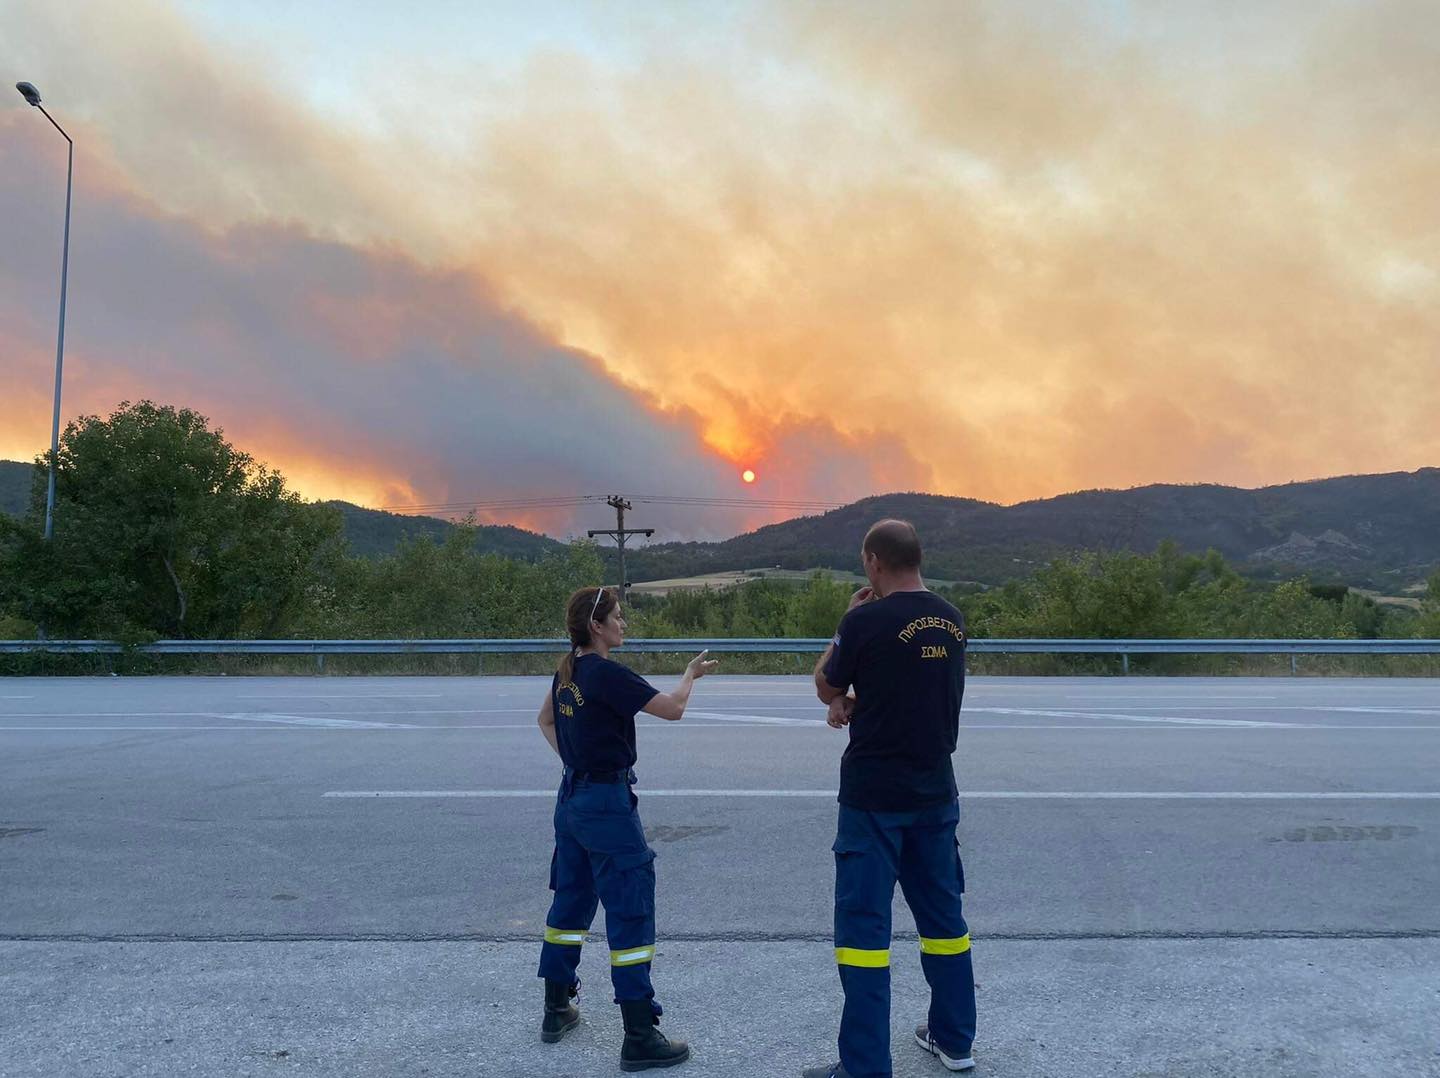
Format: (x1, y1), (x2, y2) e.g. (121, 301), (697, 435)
(956, 544), (1363, 642)
(299, 528), (603, 639)
(969, 550), (1177, 638)
(1170, 552), (1253, 637)
(1337, 592), (1386, 639)
(1241, 579), (1354, 638)
(0, 401), (341, 638)
(784, 572), (853, 637)
(1413, 570), (1440, 638)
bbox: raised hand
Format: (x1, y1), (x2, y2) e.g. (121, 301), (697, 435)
(847, 586), (875, 611)
(686, 650), (720, 680)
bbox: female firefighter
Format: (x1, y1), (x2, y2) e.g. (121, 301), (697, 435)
(535, 585), (717, 1071)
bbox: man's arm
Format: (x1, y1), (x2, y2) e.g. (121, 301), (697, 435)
(537, 691), (560, 757)
(815, 586), (874, 703)
(814, 643), (846, 704)
(827, 693), (855, 728)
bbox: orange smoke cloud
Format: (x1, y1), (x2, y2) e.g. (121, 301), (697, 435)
(458, 1), (1440, 502)
(4, 0), (1438, 528)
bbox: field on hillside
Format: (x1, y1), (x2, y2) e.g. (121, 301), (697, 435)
(627, 566), (968, 597)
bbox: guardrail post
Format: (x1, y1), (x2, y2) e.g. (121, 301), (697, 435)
(316, 653), (325, 674)
(1290, 654), (1297, 676)
(1121, 653), (1129, 676)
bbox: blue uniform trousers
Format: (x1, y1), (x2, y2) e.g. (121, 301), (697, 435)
(833, 799), (976, 1078)
(536, 771), (661, 1006)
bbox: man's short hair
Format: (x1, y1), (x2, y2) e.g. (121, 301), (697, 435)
(863, 519), (922, 571)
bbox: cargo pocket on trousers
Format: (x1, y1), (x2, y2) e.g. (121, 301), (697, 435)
(831, 837), (872, 911)
(548, 846), (559, 892)
(954, 838), (966, 895)
(611, 847), (657, 917)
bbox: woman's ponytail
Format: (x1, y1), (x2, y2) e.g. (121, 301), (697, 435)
(557, 586), (616, 684)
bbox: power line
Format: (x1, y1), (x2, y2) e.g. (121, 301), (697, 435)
(375, 495), (604, 513)
(376, 492), (847, 515)
(631, 494), (843, 510)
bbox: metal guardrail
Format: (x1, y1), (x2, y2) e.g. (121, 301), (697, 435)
(3, 637), (1440, 655)
(2, 637), (1439, 655)
(3, 638), (1438, 677)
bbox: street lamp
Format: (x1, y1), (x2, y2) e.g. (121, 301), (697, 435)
(15, 81), (73, 541)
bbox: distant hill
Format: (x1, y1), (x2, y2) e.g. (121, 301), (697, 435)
(0, 460), (562, 562)
(620, 469), (1440, 590)
(6, 459), (1437, 587)
(326, 501), (563, 561)
(0, 460), (34, 517)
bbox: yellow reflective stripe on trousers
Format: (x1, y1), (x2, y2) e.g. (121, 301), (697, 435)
(544, 927), (587, 946)
(611, 945), (656, 966)
(835, 947), (891, 968)
(918, 933), (971, 956)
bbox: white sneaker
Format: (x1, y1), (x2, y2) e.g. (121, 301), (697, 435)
(915, 1023), (975, 1071)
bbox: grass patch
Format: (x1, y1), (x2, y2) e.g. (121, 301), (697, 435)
(2, 648), (1438, 678)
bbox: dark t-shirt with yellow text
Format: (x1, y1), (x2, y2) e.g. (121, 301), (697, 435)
(551, 653), (659, 772)
(822, 590), (966, 811)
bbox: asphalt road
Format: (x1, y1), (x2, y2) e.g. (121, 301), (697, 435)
(3, 674), (1438, 1077)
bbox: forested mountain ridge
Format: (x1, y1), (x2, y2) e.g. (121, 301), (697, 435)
(6, 458), (1435, 588)
(620, 470), (1440, 589)
(1, 460), (561, 563)
(325, 501), (563, 561)
(0, 461), (29, 518)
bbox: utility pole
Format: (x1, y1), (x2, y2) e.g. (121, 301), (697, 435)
(587, 496), (653, 603)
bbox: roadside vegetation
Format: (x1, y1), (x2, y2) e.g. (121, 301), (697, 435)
(1, 401), (1436, 675)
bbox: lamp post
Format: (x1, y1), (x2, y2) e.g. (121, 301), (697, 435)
(15, 81), (73, 541)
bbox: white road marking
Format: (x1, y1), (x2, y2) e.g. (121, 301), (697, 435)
(688, 702), (1440, 716)
(3, 704), (1430, 722)
(969, 707), (1299, 728)
(223, 713), (418, 729)
(0, 709), (534, 718)
(953, 725), (1440, 731)
(956, 722), (1440, 731)
(0, 726), (455, 731)
(236, 693), (445, 700)
(4, 720), (1439, 732)
(1305, 706), (1440, 717)
(0, 721), (810, 732)
(1008, 705), (1440, 715)
(681, 693), (834, 698)
(659, 704), (826, 711)
(684, 710), (823, 726)
(323, 789), (1440, 800)
(1044, 695), (1279, 701)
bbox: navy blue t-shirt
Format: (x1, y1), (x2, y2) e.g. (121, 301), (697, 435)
(552, 653), (660, 771)
(822, 590), (966, 812)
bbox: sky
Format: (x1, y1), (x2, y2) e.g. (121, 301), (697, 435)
(2, 0), (1437, 538)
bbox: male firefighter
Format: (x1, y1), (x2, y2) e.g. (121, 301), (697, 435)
(803, 519), (977, 1078)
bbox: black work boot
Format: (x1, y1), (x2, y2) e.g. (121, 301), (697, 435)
(618, 999), (690, 1071)
(540, 979), (580, 1043)
(801, 1064), (852, 1078)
